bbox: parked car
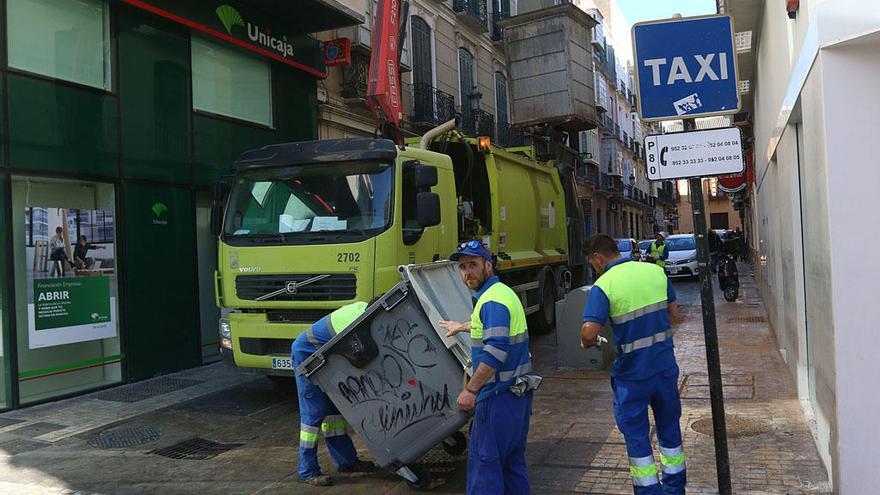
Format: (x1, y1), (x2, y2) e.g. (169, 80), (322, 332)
(638, 239), (653, 261)
(615, 238), (641, 261)
(664, 234), (698, 278)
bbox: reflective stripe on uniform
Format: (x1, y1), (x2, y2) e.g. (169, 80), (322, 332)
(300, 424), (320, 449)
(660, 445), (686, 474)
(510, 333), (528, 344)
(485, 362), (532, 383)
(482, 326), (510, 338)
(611, 300), (669, 325)
(629, 455), (660, 485)
(483, 344), (508, 363)
(306, 329), (321, 348)
(618, 328), (676, 354)
(321, 415), (348, 437)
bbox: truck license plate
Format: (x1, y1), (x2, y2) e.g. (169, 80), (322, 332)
(271, 357), (292, 370)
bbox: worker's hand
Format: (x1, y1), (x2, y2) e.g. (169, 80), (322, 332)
(580, 335), (597, 349)
(456, 389), (477, 411)
(440, 320), (468, 337)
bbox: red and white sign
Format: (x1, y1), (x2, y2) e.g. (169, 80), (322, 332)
(323, 38), (351, 66)
(366, 0), (403, 131)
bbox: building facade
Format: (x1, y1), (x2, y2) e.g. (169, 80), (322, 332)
(0, 0), (359, 409)
(727, 0), (880, 491)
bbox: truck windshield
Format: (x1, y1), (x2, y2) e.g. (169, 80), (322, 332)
(223, 161), (393, 243)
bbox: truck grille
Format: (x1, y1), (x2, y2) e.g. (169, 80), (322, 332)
(239, 338), (293, 356)
(236, 274), (357, 302)
(265, 309), (333, 324)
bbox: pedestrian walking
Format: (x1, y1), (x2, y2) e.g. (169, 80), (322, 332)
(646, 232), (669, 268)
(580, 234), (686, 495)
(291, 302), (377, 486)
(709, 229), (722, 273)
(440, 240), (535, 495)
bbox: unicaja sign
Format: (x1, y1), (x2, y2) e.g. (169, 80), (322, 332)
(216, 4), (294, 58)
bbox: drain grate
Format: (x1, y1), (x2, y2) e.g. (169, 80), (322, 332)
(150, 437), (241, 460)
(93, 377), (203, 403)
(727, 316), (765, 324)
(88, 425), (162, 449)
(691, 414), (772, 438)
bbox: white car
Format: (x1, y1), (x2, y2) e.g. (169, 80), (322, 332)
(663, 234), (698, 278)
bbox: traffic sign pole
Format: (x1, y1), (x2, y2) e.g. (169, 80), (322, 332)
(684, 118), (732, 495)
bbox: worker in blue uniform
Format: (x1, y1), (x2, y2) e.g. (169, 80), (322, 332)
(580, 234), (686, 495)
(440, 240), (535, 495)
(292, 301), (376, 486)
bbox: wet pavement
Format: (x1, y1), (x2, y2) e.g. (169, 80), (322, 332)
(0, 264), (832, 494)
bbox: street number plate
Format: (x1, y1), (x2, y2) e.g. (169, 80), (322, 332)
(271, 357), (292, 370)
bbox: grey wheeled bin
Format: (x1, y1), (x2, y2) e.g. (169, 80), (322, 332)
(296, 281), (470, 491)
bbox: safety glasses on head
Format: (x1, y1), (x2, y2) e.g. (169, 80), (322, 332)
(459, 240), (482, 250)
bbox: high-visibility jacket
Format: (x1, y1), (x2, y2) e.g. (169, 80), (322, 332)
(292, 301), (367, 354)
(470, 276), (531, 402)
(649, 241), (668, 268)
(592, 260), (676, 380)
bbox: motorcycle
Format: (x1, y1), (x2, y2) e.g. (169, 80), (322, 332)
(718, 253), (739, 301)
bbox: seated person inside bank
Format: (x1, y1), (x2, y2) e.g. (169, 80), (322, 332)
(291, 300), (379, 486)
(73, 235), (106, 270)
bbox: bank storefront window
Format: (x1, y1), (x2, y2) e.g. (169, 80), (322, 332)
(191, 36), (273, 127)
(7, 0), (111, 90)
(12, 177), (121, 404)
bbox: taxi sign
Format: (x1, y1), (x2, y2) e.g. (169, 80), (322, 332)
(633, 15), (740, 121)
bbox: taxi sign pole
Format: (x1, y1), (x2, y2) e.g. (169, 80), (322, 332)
(684, 116), (732, 494)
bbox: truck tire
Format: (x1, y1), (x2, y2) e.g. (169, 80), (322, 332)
(528, 268), (557, 335)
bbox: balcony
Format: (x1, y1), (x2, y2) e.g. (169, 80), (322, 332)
(453, 0), (488, 33)
(461, 107), (495, 139)
(411, 83), (456, 127)
(576, 161), (600, 187)
(340, 52), (369, 100)
(599, 173), (623, 195)
(598, 114), (614, 135)
(491, 11), (505, 43)
(497, 122), (529, 147)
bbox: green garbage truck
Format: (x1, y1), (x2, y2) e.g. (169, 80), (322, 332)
(212, 122), (585, 375)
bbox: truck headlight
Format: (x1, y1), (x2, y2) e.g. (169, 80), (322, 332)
(219, 318), (231, 339)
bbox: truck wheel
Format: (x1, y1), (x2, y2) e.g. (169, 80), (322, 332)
(528, 269), (556, 335)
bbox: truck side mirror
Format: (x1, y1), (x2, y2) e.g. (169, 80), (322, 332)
(415, 165), (438, 189)
(211, 180), (231, 237)
(417, 192), (441, 227)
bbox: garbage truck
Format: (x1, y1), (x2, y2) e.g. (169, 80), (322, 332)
(211, 121), (586, 375)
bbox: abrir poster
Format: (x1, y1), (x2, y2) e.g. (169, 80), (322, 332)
(25, 206), (117, 348)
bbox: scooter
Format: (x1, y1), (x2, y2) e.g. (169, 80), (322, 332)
(718, 253), (739, 301)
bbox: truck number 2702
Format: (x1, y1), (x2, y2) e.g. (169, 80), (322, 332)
(337, 252), (360, 263)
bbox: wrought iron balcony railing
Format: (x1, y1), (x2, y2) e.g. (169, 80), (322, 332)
(496, 122), (528, 147)
(491, 11), (505, 42)
(340, 52), (369, 100)
(460, 107), (495, 139)
(453, 0), (488, 32)
(411, 83), (456, 126)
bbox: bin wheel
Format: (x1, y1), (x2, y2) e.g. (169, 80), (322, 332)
(405, 465), (432, 491)
(724, 286), (739, 302)
(441, 431), (467, 456)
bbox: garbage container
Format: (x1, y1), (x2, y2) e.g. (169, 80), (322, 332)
(297, 280), (470, 490)
(554, 285), (615, 370)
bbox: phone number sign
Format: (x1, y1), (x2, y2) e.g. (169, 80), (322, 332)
(645, 126), (744, 181)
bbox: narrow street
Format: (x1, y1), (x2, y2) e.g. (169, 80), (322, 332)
(0, 266), (830, 495)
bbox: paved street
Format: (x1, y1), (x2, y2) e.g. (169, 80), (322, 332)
(0, 266), (831, 494)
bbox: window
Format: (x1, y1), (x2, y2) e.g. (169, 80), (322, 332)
(7, 0), (111, 90)
(191, 37), (273, 126)
(495, 72), (509, 125)
(458, 48), (476, 109)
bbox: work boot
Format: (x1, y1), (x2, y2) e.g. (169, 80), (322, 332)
(298, 474), (332, 486)
(338, 460), (376, 473)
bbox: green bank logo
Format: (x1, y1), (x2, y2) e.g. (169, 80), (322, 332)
(216, 5), (244, 34)
(215, 4), (294, 58)
(152, 202), (169, 226)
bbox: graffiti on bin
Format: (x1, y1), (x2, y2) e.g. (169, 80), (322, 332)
(336, 318), (453, 440)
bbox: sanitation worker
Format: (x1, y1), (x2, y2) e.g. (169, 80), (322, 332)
(291, 301), (376, 486)
(646, 231), (669, 269)
(440, 240), (536, 495)
(580, 234), (686, 495)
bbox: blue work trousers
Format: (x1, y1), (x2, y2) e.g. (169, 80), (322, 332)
(293, 349), (359, 480)
(467, 391), (532, 495)
(612, 366), (687, 495)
